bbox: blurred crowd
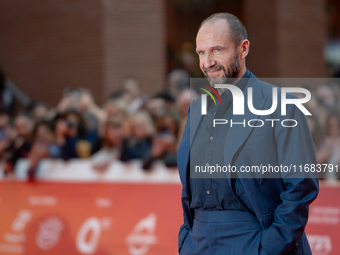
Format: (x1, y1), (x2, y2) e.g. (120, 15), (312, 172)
(1, 68), (340, 181)
(0, 69), (192, 180)
(305, 81), (340, 180)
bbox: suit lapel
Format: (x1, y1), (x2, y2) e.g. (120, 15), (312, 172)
(224, 74), (267, 179)
(180, 74), (268, 196)
(178, 99), (202, 195)
(223, 74), (269, 224)
(189, 99), (203, 149)
(177, 117), (190, 194)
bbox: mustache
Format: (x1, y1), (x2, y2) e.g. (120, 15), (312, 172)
(203, 64), (226, 74)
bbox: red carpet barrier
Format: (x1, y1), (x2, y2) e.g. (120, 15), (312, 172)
(305, 183), (340, 255)
(0, 182), (182, 255)
(0, 159), (339, 255)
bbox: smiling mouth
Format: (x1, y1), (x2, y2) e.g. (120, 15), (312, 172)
(203, 64), (226, 78)
(208, 69), (221, 73)
(205, 67), (223, 75)
(207, 69), (222, 77)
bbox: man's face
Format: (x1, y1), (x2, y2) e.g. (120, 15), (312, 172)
(196, 19), (241, 86)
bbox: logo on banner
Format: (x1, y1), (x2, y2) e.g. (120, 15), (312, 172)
(308, 235), (332, 255)
(12, 209), (32, 232)
(125, 213), (158, 255)
(35, 216), (64, 250)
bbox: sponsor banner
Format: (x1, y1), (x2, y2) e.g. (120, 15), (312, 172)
(0, 160), (339, 255)
(306, 184), (340, 255)
(0, 182), (182, 255)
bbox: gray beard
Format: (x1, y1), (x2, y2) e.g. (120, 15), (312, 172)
(206, 52), (240, 95)
(208, 76), (229, 95)
(208, 72), (239, 95)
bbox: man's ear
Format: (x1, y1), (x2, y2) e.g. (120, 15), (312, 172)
(240, 39), (250, 60)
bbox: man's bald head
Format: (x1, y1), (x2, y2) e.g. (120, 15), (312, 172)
(199, 13), (248, 47)
(196, 12), (250, 88)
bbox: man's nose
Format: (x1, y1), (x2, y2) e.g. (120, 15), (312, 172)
(202, 54), (216, 69)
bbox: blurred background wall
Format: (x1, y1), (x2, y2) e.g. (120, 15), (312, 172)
(0, 0), (165, 106)
(0, 0), (338, 106)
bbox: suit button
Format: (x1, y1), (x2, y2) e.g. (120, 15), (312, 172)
(183, 196), (189, 201)
(289, 244), (300, 254)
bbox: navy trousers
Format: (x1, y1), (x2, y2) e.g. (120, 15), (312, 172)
(180, 209), (268, 255)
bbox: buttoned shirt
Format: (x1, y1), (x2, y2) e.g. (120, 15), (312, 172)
(189, 69), (250, 211)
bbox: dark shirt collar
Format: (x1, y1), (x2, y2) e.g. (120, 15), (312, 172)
(220, 68), (250, 102)
(206, 69), (250, 107)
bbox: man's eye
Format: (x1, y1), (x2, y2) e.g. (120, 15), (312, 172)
(198, 51), (205, 55)
(214, 48), (221, 52)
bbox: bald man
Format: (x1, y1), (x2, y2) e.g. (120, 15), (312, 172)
(177, 13), (318, 255)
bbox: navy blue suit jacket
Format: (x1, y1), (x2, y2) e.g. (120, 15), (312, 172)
(177, 73), (319, 255)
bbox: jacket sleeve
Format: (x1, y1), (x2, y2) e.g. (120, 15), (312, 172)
(260, 93), (319, 255)
(178, 210), (191, 253)
(177, 105), (192, 253)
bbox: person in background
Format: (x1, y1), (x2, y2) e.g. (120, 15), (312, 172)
(56, 88), (81, 114)
(103, 98), (128, 121)
(145, 96), (167, 123)
(306, 115), (323, 151)
(120, 110), (154, 162)
(121, 77), (147, 114)
(54, 110), (90, 160)
(154, 91), (176, 110)
(4, 112), (33, 175)
(143, 110), (180, 169)
(27, 120), (58, 180)
(78, 88), (105, 150)
(27, 101), (49, 123)
(316, 113), (340, 180)
(91, 118), (123, 172)
(176, 89), (191, 148)
(89, 97), (128, 154)
(0, 108), (15, 159)
(167, 69), (190, 98)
